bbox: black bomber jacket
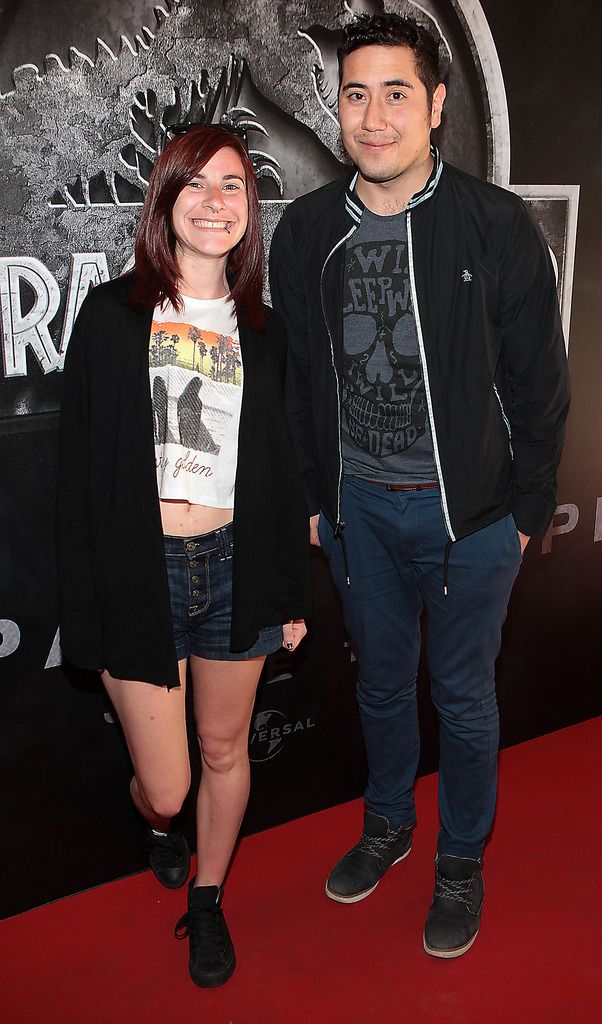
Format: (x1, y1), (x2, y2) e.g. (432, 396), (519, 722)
(269, 150), (570, 543)
(56, 273), (311, 688)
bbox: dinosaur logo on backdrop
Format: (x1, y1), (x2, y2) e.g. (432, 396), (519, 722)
(0, 0), (578, 421)
(0, 0), (348, 418)
(249, 710), (316, 763)
(50, 60), (285, 211)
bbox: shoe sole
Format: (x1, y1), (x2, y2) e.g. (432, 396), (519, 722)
(324, 846), (412, 904)
(423, 929), (479, 959)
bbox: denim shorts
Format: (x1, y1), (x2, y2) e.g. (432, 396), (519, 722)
(164, 522), (282, 661)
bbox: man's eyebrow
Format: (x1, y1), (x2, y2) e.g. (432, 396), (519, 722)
(383, 78), (413, 89)
(341, 78), (414, 91)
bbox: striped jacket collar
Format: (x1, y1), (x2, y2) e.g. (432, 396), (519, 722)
(344, 145), (443, 223)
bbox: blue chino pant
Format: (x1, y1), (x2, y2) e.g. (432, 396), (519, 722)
(318, 476), (523, 859)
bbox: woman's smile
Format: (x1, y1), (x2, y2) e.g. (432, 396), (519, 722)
(171, 146), (248, 262)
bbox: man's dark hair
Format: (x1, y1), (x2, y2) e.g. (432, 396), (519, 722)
(338, 12), (443, 105)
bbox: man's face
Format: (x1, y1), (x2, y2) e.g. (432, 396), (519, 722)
(338, 44), (445, 186)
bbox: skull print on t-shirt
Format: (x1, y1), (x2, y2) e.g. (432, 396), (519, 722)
(341, 207), (436, 484)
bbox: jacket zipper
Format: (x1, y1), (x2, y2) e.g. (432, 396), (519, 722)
(493, 383), (514, 458)
(406, 210), (456, 542)
(320, 224), (357, 534)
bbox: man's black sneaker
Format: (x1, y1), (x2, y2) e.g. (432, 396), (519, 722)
(423, 854), (484, 958)
(175, 882), (236, 988)
(325, 809), (414, 903)
(145, 828), (190, 889)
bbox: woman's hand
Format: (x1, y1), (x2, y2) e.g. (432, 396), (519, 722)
(282, 619), (307, 651)
(309, 514), (321, 546)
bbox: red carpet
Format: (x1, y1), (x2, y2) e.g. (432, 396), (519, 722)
(3, 719), (600, 1024)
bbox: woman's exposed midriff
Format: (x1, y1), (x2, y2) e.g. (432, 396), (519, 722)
(160, 498), (233, 537)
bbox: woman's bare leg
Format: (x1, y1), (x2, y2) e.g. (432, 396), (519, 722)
(102, 660), (190, 828)
(190, 655), (264, 886)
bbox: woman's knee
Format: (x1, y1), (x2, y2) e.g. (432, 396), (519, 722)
(198, 732), (247, 775)
(138, 771), (191, 820)
(149, 790), (188, 820)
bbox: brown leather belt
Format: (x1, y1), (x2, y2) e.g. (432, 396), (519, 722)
(356, 478), (439, 492)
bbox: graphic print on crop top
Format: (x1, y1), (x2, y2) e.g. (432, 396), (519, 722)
(150, 295), (243, 509)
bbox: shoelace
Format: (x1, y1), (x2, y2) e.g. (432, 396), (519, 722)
(147, 833), (184, 866)
(354, 831), (403, 860)
(175, 906), (227, 956)
(434, 876), (473, 905)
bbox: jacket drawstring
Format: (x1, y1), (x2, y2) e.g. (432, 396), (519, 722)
(443, 538), (452, 597)
(335, 522), (351, 587)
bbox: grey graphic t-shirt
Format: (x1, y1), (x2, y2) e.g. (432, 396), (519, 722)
(341, 207), (436, 483)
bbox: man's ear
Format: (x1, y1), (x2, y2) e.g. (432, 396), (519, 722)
(431, 82), (446, 130)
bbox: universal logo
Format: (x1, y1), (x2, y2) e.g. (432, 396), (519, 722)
(249, 709), (316, 763)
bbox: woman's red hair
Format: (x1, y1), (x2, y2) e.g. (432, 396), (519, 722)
(130, 125), (266, 332)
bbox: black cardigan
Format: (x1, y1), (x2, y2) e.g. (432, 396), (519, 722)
(56, 274), (311, 688)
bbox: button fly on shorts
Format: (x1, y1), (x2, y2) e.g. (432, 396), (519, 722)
(187, 552), (210, 617)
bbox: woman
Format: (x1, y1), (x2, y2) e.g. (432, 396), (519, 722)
(56, 124), (311, 988)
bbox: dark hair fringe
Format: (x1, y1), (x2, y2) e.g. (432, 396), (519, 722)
(338, 12), (443, 103)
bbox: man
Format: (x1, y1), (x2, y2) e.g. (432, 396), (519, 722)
(269, 13), (569, 958)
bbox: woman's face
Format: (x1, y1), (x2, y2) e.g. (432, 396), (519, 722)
(171, 146), (249, 266)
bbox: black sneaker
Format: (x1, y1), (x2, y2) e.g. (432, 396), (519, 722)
(325, 809), (414, 904)
(423, 854), (484, 958)
(175, 882), (236, 988)
(145, 828), (190, 889)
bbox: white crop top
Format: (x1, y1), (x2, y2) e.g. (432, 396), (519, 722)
(149, 294), (243, 508)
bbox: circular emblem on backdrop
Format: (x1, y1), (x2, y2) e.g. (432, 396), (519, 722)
(247, 708), (317, 765)
(249, 709), (317, 763)
(249, 710), (289, 763)
(3, 0), (576, 425)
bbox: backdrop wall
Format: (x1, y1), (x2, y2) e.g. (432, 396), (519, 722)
(1, 0), (600, 919)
